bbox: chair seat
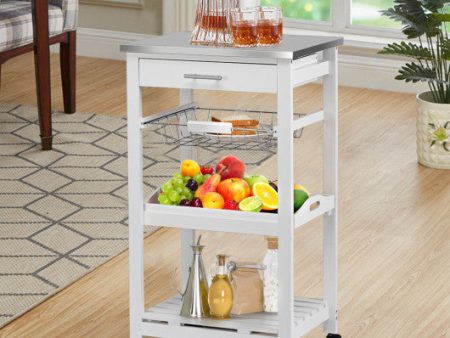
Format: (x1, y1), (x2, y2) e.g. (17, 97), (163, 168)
(0, 0), (64, 52)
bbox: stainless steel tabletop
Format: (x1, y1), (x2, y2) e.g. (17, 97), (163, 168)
(120, 32), (343, 61)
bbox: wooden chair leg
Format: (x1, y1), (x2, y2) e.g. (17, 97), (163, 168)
(32, 0), (52, 150)
(60, 31), (76, 114)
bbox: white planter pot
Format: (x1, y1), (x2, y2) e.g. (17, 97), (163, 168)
(416, 92), (450, 169)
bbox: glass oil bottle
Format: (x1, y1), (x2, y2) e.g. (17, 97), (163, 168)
(208, 254), (233, 319)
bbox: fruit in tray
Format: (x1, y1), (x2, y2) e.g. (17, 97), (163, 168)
(294, 184), (310, 212)
(239, 196), (263, 212)
(202, 192), (225, 209)
(195, 174), (221, 200)
(181, 159), (201, 177)
(190, 197), (203, 207)
(217, 178), (250, 203)
(157, 157), (311, 212)
(223, 200), (238, 210)
(216, 155), (246, 180)
(200, 164), (214, 175)
(244, 175), (269, 189)
(252, 182), (278, 211)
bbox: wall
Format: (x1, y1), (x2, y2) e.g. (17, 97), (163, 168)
(78, 0), (162, 35)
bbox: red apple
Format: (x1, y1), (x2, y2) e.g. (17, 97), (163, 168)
(217, 178), (250, 203)
(216, 155), (246, 180)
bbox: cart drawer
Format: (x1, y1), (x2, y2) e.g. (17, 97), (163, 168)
(139, 59), (277, 93)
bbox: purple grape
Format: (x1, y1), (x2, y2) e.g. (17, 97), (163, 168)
(190, 197), (203, 208)
(269, 181), (278, 192)
(185, 179), (198, 191)
(179, 199), (191, 206)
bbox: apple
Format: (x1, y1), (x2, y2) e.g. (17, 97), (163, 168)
(244, 175), (269, 188)
(216, 155), (246, 180)
(217, 178), (250, 203)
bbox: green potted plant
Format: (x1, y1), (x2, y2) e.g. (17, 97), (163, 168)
(380, 0), (450, 169)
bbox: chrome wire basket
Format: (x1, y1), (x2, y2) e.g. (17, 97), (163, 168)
(142, 104), (303, 150)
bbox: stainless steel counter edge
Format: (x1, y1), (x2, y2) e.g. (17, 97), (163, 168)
(120, 33), (343, 61)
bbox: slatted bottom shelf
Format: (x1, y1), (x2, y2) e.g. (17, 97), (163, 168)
(141, 296), (329, 338)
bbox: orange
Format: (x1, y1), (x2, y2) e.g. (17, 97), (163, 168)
(180, 159), (201, 177)
(202, 192), (225, 209)
(252, 182), (278, 211)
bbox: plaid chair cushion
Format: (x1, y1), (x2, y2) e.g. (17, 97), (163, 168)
(49, 0), (78, 31)
(0, 0), (68, 52)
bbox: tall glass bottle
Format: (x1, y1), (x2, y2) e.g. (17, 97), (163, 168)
(208, 254), (233, 319)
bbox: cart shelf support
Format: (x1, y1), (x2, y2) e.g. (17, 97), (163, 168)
(322, 47), (339, 335)
(276, 58), (295, 338)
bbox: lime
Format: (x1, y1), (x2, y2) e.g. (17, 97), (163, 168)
(239, 196), (263, 212)
(294, 184), (310, 195)
(294, 189), (309, 212)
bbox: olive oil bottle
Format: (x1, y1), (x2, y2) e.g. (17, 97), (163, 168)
(208, 254), (233, 319)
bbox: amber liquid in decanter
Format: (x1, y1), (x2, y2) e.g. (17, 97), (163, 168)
(191, 0), (236, 46)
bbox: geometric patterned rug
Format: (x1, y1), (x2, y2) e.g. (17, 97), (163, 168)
(0, 102), (146, 328)
(0, 103), (275, 328)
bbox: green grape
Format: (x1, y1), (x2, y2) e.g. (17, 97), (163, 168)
(158, 194), (170, 205)
(173, 178), (184, 188)
(175, 187), (184, 194)
(202, 174), (211, 183)
(183, 176), (190, 184)
(162, 181), (173, 193)
(173, 173), (183, 180)
(193, 173), (203, 185)
(182, 187), (191, 195)
(188, 191), (195, 200)
(168, 190), (181, 203)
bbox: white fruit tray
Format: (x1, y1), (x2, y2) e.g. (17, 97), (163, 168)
(145, 189), (335, 236)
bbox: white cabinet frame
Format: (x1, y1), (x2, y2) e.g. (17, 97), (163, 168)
(124, 33), (342, 338)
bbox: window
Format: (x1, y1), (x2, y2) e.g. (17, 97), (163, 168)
(260, 0), (402, 37)
(351, 0), (399, 27)
(260, 0), (331, 22)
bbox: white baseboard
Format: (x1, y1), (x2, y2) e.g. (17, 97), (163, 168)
(339, 54), (427, 94)
(74, 28), (427, 94)
(76, 27), (154, 60)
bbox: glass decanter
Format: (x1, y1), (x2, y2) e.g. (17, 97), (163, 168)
(191, 0), (239, 46)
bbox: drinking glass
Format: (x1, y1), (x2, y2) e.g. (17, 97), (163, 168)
(231, 8), (258, 47)
(257, 6), (283, 46)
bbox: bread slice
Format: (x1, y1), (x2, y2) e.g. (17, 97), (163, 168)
(211, 116), (259, 135)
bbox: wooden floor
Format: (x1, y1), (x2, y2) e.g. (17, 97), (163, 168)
(0, 53), (449, 338)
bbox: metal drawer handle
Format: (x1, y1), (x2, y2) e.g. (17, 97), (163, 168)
(184, 74), (223, 81)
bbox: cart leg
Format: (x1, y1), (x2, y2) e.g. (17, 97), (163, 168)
(127, 54), (145, 338)
(322, 47), (339, 335)
(276, 59), (295, 338)
(179, 88), (196, 287)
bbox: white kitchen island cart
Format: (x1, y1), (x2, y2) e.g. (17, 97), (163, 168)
(122, 32), (343, 338)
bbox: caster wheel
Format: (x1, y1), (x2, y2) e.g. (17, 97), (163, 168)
(326, 334), (342, 338)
